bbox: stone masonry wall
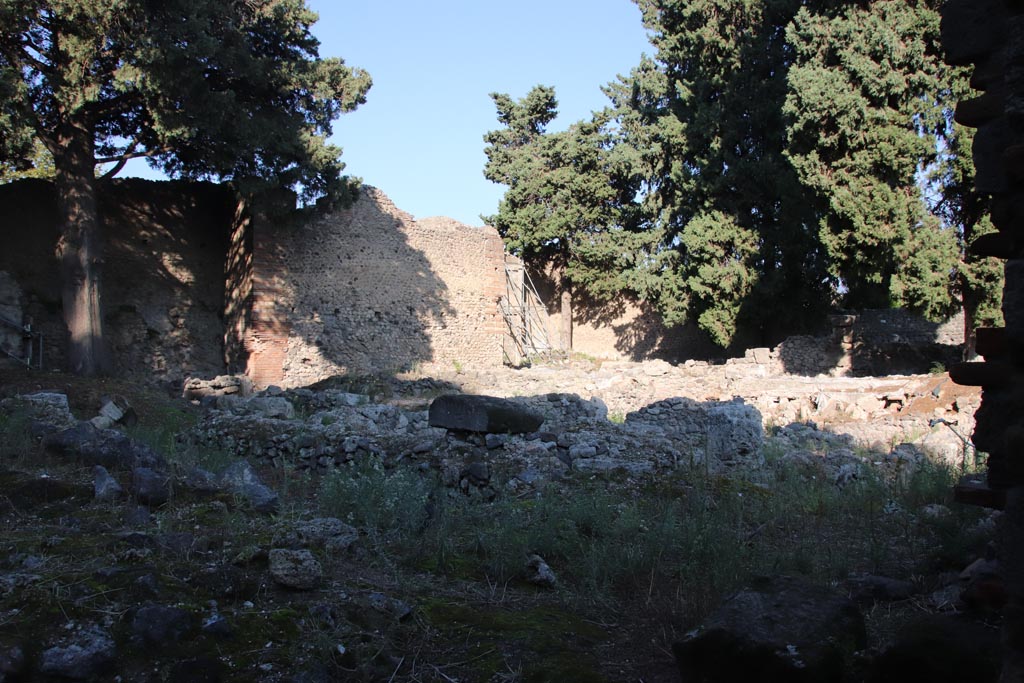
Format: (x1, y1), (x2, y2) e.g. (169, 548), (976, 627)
(0, 178), (233, 385)
(237, 187), (506, 387)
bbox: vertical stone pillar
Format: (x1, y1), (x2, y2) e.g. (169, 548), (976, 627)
(245, 192), (295, 389)
(942, 1), (1024, 680)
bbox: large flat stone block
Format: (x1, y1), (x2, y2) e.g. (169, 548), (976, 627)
(428, 394), (543, 434)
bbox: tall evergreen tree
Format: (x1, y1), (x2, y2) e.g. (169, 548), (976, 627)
(783, 1), (960, 313)
(0, 0), (370, 374)
(605, 0), (830, 348)
(483, 86), (629, 349)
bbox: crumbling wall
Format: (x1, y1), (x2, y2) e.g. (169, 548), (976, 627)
(777, 310), (964, 377)
(0, 178), (233, 385)
(234, 187), (506, 387)
(524, 262), (720, 362)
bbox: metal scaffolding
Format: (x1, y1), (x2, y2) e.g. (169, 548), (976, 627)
(500, 262), (553, 365)
(0, 313), (42, 369)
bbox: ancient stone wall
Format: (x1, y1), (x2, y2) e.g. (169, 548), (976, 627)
(524, 263), (720, 362)
(230, 187), (507, 387)
(0, 178), (233, 385)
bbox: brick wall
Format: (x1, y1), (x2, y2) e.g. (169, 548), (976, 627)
(233, 187), (507, 387)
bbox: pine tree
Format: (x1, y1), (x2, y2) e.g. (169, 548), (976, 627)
(605, 0), (829, 348)
(783, 1), (960, 313)
(483, 86), (629, 349)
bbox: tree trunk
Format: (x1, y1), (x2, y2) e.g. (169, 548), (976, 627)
(53, 120), (111, 376)
(560, 275), (573, 353)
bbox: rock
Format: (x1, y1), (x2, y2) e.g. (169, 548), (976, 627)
(179, 466), (222, 494)
(201, 614), (234, 639)
(39, 625), (116, 680)
(92, 465), (124, 502)
(0, 643), (26, 680)
(568, 444), (598, 459)
(124, 505), (153, 527)
(131, 605), (193, 645)
(428, 394), (543, 434)
(89, 394), (137, 430)
(241, 396), (295, 420)
(846, 574), (916, 604)
(867, 615), (999, 683)
(132, 467), (171, 506)
(464, 461), (490, 485)
(1, 392), (76, 429)
(183, 375), (252, 400)
(218, 460), (279, 513)
(673, 575), (866, 683)
(927, 583), (963, 611)
(366, 592), (413, 621)
(921, 503), (952, 519)
(42, 422), (165, 470)
(484, 433), (509, 449)
(834, 462), (860, 488)
(525, 554), (557, 588)
(275, 518), (359, 550)
(705, 400), (764, 464)
(269, 549), (322, 590)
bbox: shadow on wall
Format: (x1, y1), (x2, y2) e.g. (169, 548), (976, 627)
(0, 178), (233, 384)
(264, 187), (460, 383)
(527, 265), (721, 362)
(777, 310), (964, 377)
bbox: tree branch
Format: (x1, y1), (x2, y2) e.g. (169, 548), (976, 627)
(95, 143), (167, 179)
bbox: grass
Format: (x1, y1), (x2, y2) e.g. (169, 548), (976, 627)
(315, 453), (987, 625)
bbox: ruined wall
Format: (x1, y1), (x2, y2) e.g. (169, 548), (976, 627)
(233, 187), (506, 387)
(0, 178), (233, 385)
(525, 263), (720, 362)
(776, 310), (964, 376)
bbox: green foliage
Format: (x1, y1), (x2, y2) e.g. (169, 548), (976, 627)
(783, 0), (959, 311)
(0, 0), (371, 201)
(0, 138), (53, 183)
(483, 0), (1001, 349)
(482, 86), (639, 305)
(318, 461), (433, 544)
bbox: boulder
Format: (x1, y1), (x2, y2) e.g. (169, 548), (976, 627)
(428, 394), (543, 434)
(130, 605), (193, 645)
(268, 549), (322, 590)
(867, 615), (999, 683)
(673, 575), (866, 683)
(132, 467), (171, 506)
(92, 465), (125, 502)
(218, 460), (279, 514)
(42, 422), (165, 470)
(705, 399), (764, 465)
(39, 625), (116, 680)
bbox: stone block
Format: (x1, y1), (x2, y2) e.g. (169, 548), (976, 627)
(428, 394), (543, 434)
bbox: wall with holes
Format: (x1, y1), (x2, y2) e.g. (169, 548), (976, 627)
(228, 187), (508, 387)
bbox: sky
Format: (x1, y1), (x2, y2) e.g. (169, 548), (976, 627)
(296, 1), (652, 226)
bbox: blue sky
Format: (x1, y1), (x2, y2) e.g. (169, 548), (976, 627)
(121, 1), (652, 226)
(305, 0), (653, 226)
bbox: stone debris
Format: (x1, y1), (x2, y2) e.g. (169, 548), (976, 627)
(39, 624), (116, 680)
(92, 465), (125, 502)
(268, 548), (323, 590)
(673, 575), (866, 682)
(183, 374), (253, 401)
(525, 554), (558, 589)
